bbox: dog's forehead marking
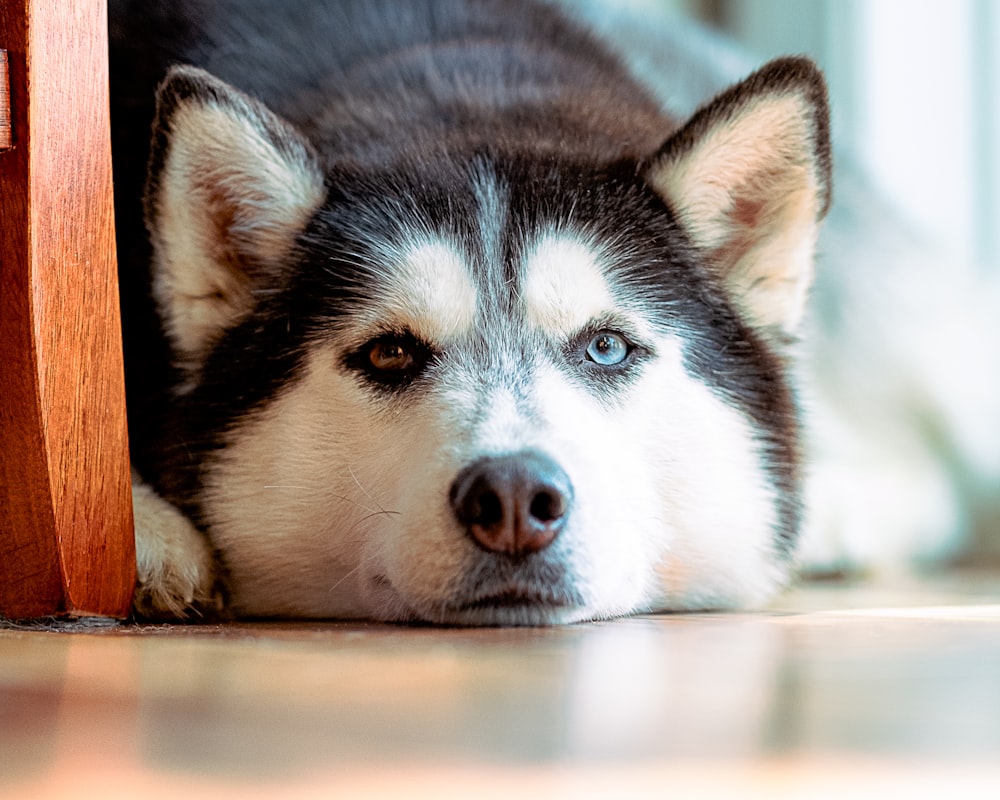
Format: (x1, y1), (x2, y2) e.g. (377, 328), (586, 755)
(378, 238), (477, 342)
(523, 234), (615, 337)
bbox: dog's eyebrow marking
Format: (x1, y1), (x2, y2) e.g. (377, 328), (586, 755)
(522, 234), (616, 338)
(375, 238), (477, 343)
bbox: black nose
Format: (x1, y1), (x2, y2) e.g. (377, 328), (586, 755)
(449, 450), (573, 557)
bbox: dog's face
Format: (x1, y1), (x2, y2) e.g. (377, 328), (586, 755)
(144, 61), (830, 623)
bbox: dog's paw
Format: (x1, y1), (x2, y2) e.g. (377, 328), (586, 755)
(131, 472), (223, 620)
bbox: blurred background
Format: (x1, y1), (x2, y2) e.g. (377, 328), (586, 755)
(569, 0), (1000, 574)
(681, 0), (1000, 571)
(677, 0), (1000, 273)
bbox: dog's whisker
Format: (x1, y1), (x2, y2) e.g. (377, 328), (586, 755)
(327, 563), (364, 594)
(261, 483), (391, 517)
(347, 509), (401, 537)
(347, 466), (390, 515)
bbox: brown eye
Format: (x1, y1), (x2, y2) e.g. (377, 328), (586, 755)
(369, 340), (415, 372)
(348, 333), (433, 388)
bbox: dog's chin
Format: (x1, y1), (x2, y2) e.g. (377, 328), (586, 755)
(441, 588), (595, 627)
(366, 575), (600, 627)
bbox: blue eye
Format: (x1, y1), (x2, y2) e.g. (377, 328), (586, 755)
(586, 331), (630, 366)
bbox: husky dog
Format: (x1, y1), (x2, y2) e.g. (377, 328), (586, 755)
(110, 0), (830, 624)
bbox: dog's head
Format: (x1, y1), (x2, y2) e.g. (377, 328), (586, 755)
(143, 58), (830, 623)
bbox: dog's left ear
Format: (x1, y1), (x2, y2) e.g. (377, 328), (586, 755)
(646, 57), (831, 336)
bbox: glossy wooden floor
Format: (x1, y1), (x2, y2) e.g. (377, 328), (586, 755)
(3, 573), (1000, 798)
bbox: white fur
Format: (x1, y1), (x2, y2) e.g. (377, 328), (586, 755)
(199, 231), (784, 620)
(349, 238), (478, 346)
(131, 472), (218, 618)
(523, 234), (617, 337)
(637, 339), (785, 608)
(471, 162), (508, 273)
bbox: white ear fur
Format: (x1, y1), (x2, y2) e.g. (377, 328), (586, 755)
(145, 65), (326, 364)
(647, 57), (831, 335)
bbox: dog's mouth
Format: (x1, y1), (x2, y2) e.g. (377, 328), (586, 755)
(370, 563), (589, 625)
(454, 587), (574, 612)
(438, 577), (590, 626)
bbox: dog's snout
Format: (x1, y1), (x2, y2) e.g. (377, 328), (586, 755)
(450, 450), (573, 556)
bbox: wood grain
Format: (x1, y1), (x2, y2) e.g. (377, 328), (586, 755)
(0, 0), (135, 618)
(0, 49), (10, 150)
(4, 578), (1000, 795)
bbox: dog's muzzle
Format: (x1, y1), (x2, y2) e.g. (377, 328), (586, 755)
(449, 450), (573, 557)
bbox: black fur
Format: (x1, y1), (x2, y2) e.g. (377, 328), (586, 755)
(109, 0), (828, 557)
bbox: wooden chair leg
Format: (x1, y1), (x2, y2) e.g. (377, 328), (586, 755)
(0, 0), (134, 619)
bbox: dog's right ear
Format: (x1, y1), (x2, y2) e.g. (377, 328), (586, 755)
(145, 66), (326, 367)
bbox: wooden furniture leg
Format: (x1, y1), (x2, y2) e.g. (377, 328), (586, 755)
(0, 0), (134, 619)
